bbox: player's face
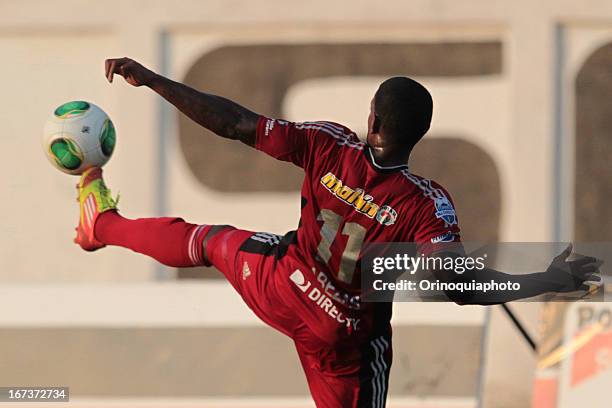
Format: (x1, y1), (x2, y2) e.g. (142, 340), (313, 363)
(366, 98), (377, 145)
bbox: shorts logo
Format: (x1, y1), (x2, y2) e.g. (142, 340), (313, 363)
(321, 172), (397, 226)
(376, 205), (397, 226)
(242, 262), (252, 280)
(431, 231), (456, 243)
(289, 269), (360, 331)
(290, 269), (310, 292)
(434, 196), (457, 227)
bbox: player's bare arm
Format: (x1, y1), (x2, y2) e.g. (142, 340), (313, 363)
(428, 244), (601, 305)
(105, 57), (258, 146)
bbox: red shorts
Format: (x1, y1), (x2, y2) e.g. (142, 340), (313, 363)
(205, 226), (393, 408)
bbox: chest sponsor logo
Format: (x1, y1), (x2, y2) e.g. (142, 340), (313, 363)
(289, 269), (360, 331)
(320, 172), (397, 226)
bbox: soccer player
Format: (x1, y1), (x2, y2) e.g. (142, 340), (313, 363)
(72, 57), (600, 407)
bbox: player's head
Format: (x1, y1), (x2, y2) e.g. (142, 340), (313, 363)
(367, 77), (433, 152)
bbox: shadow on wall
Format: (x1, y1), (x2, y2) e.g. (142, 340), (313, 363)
(575, 41), (612, 241)
(177, 42), (503, 278)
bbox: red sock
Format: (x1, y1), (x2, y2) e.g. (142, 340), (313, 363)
(94, 211), (211, 267)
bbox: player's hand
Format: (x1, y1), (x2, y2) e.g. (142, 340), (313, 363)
(105, 57), (157, 87)
(545, 244), (602, 293)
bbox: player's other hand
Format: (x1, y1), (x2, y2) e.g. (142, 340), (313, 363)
(105, 57), (157, 87)
(545, 244), (602, 293)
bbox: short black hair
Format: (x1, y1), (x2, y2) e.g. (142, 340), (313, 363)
(374, 76), (433, 147)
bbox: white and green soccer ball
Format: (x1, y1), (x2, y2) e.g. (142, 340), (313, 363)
(43, 101), (116, 175)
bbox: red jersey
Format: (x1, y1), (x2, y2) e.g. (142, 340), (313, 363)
(255, 116), (461, 292)
(199, 117), (464, 406)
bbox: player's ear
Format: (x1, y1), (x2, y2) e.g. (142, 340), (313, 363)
(372, 114), (381, 134)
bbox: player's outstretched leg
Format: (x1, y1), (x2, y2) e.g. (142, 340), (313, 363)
(74, 167), (211, 267)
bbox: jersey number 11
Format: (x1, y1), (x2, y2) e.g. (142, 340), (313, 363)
(316, 209), (367, 284)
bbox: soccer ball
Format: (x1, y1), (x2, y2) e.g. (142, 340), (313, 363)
(43, 101), (116, 175)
